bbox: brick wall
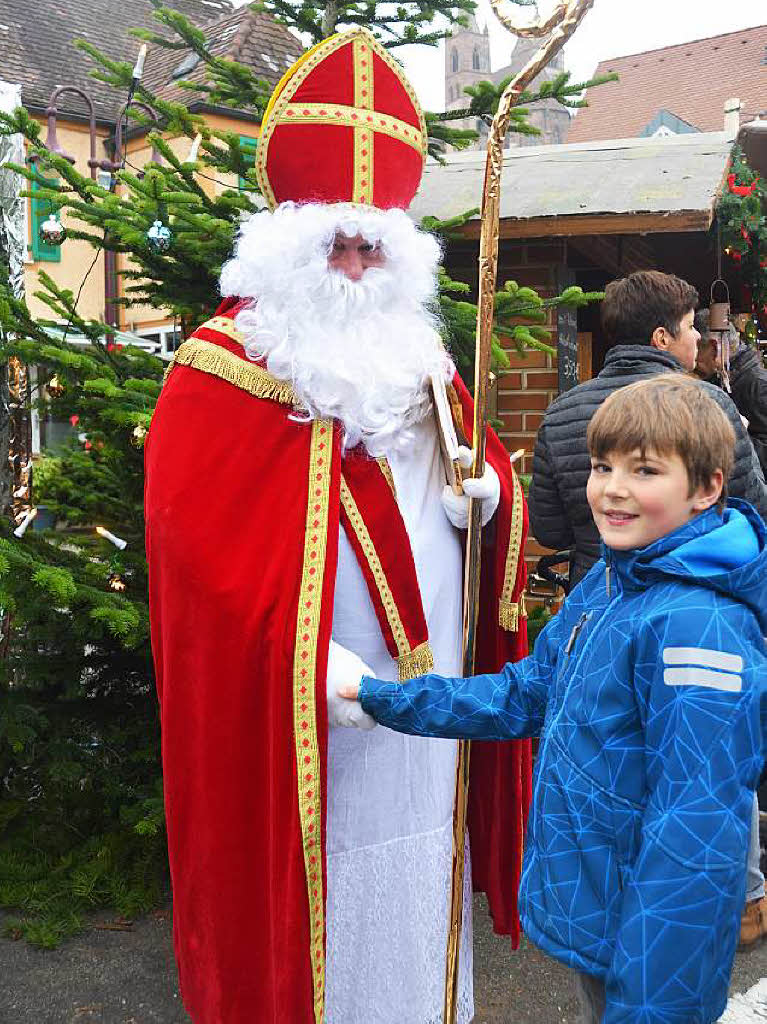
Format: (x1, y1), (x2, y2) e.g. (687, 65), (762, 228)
(493, 241), (567, 585)
(444, 237), (572, 589)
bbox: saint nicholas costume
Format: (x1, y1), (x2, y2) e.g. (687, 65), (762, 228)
(145, 29), (532, 1024)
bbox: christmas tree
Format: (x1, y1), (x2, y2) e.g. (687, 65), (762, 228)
(0, 0), (603, 944)
(718, 146), (767, 341)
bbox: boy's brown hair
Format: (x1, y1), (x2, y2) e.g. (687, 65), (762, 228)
(587, 375), (735, 511)
(601, 270), (699, 346)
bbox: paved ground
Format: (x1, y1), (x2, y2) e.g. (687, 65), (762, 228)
(2, 894), (767, 1023)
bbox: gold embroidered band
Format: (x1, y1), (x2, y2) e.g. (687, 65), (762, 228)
(279, 104), (422, 154)
(353, 36), (374, 203)
(498, 469), (527, 632)
(339, 476), (433, 681)
(376, 457), (397, 498)
(293, 418), (333, 1024)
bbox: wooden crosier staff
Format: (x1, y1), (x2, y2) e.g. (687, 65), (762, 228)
(443, 3), (595, 1021)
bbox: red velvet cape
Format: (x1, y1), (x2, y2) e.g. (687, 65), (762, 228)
(145, 308), (532, 1024)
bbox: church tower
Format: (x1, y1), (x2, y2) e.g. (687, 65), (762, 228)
(444, 15), (490, 114)
(443, 23), (571, 150)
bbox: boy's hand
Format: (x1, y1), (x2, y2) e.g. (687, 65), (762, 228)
(327, 640), (375, 730)
(441, 446), (500, 529)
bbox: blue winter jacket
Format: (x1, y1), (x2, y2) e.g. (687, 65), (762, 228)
(360, 500), (767, 1024)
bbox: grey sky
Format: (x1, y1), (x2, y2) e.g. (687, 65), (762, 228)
(400, 0), (766, 111)
(236, 0), (765, 115)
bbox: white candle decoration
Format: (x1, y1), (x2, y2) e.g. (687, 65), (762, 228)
(187, 133), (202, 163)
(13, 508), (37, 538)
(133, 44), (148, 82)
(96, 526), (127, 550)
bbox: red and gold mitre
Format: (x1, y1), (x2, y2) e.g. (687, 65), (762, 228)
(255, 28), (427, 210)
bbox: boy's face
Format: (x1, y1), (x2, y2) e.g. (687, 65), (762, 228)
(587, 448), (722, 551)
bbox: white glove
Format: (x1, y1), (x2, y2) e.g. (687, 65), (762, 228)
(440, 446), (500, 530)
(327, 640), (377, 730)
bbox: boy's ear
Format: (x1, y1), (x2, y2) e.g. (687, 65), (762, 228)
(692, 469), (724, 512)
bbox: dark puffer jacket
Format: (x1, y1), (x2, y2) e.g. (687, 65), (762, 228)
(529, 345), (767, 584)
(730, 345), (767, 478)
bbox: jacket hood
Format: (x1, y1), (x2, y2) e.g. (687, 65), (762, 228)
(605, 499), (767, 633)
(599, 344), (683, 378)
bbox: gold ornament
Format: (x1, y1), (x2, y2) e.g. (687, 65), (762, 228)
(108, 573), (126, 592)
(132, 424), (147, 447)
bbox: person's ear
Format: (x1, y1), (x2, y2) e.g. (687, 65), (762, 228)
(650, 325), (669, 351)
(691, 469), (724, 512)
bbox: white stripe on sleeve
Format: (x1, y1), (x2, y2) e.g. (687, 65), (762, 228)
(663, 666), (742, 693)
(662, 647), (743, 674)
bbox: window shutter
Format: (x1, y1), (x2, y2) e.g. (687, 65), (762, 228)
(31, 173), (62, 263)
(237, 136), (258, 193)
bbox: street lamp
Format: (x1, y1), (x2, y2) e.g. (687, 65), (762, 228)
(32, 72), (161, 327)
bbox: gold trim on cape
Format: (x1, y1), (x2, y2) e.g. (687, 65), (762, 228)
(498, 469), (526, 631)
(398, 641), (435, 681)
(376, 457), (397, 499)
(164, 339), (297, 406)
(198, 316), (247, 346)
(339, 475), (433, 681)
(293, 418), (333, 1024)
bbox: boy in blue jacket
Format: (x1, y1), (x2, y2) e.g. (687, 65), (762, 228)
(337, 374), (767, 1023)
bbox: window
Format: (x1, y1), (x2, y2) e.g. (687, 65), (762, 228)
(451, 48), (458, 72)
(136, 325), (181, 360)
(472, 47), (480, 71)
(30, 173), (61, 263)
(238, 135), (258, 192)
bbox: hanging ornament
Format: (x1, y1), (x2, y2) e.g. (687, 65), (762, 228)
(728, 173), (759, 198)
(107, 572), (126, 592)
(47, 375), (65, 398)
(131, 424), (147, 448)
(39, 213), (66, 246)
(146, 220), (172, 253)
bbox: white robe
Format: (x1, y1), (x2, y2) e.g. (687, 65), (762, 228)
(325, 416), (474, 1024)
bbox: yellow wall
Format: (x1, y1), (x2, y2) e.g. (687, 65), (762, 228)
(25, 111), (260, 334)
(25, 119), (108, 323)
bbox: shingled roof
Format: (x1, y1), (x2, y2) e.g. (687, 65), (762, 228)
(143, 5), (303, 110)
(0, 0), (298, 124)
(567, 25), (767, 143)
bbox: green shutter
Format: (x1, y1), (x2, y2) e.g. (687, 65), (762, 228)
(237, 136), (258, 192)
(31, 174), (62, 263)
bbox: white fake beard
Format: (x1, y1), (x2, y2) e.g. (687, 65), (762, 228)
(224, 205), (452, 456)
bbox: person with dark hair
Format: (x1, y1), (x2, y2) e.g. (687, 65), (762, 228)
(694, 308), (767, 477)
(529, 269), (767, 585)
